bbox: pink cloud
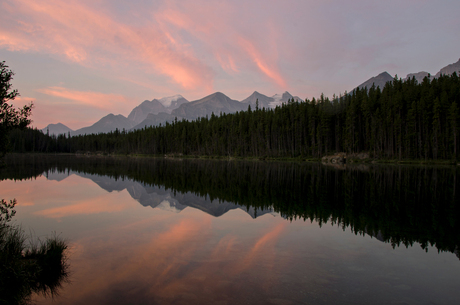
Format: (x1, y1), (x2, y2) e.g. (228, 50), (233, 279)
(154, 0), (288, 89)
(37, 86), (132, 112)
(0, 0), (214, 89)
(238, 38), (287, 88)
(11, 96), (36, 106)
(29, 101), (100, 130)
(215, 53), (239, 73)
(1, 0), (295, 102)
(29, 87), (140, 129)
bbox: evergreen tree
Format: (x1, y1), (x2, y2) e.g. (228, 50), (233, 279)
(0, 61), (33, 161)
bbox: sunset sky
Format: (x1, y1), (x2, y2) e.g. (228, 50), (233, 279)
(1, 0), (459, 130)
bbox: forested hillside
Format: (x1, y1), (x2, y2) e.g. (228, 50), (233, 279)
(8, 74), (460, 160)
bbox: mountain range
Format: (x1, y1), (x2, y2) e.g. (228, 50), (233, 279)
(42, 58), (460, 136)
(45, 170), (276, 218)
(43, 91), (301, 136)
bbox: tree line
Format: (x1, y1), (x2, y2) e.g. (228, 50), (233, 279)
(8, 73), (460, 160)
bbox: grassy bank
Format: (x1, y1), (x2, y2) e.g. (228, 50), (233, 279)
(0, 199), (69, 305)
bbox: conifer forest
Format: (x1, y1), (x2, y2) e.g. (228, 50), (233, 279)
(8, 74), (460, 160)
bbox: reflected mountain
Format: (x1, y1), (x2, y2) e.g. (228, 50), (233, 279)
(45, 171), (275, 218)
(2, 154), (460, 257)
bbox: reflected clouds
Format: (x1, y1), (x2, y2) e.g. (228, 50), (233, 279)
(9, 171), (289, 303)
(237, 222), (287, 274)
(35, 192), (133, 219)
(47, 211), (288, 304)
(2, 157), (460, 304)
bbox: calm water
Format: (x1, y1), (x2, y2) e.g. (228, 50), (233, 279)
(1, 155), (460, 305)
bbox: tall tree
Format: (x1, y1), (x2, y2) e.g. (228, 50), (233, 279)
(0, 61), (33, 161)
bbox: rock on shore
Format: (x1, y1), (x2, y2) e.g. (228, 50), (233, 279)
(321, 152), (370, 164)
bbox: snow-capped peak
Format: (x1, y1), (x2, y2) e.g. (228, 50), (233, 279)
(158, 199), (182, 213)
(159, 95), (184, 107)
(271, 93), (282, 101)
(269, 92), (291, 108)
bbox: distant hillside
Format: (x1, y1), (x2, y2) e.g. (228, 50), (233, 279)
(404, 71), (431, 84)
(127, 99), (167, 125)
(240, 91), (274, 109)
(131, 112), (180, 130)
(41, 123), (73, 136)
(270, 91), (302, 107)
(72, 114), (135, 136)
(354, 71), (394, 92)
(359, 58), (460, 91)
(435, 58), (460, 78)
(41, 91), (301, 134)
(171, 92), (247, 120)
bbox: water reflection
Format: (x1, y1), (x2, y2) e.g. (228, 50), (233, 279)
(0, 199), (69, 304)
(1, 155), (460, 304)
(2, 154), (459, 255)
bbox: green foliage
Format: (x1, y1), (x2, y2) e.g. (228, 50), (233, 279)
(0, 61), (33, 161)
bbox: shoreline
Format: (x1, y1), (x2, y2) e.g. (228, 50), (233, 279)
(5, 152), (460, 166)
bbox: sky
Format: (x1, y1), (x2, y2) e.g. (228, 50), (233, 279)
(1, 0), (459, 130)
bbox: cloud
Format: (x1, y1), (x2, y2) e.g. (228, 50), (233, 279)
(152, 0), (289, 89)
(37, 86), (132, 112)
(31, 86), (139, 128)
(0, 0), (214, 89)
(10, 96), (36, 106)
(215, 53), (239, 74)
(238, 38), (287, 88)
(3, 0), (460, 109)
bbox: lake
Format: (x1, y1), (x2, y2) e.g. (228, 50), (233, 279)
(1, 155), (460, 304)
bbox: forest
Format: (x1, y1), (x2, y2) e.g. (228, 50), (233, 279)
(7, 73), (460, 160)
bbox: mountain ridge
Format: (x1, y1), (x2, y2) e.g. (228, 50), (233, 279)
(72, 114), (136, 136)
(171, 92), (247, 120)
(41, 123), (74, 137)
(127, 99), (167, 125)
(43, 58), (460, 134)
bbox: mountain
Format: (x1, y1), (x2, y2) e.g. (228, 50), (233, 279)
(72, 114), (135, 136)
(131, 112), (181, 130)
(435, 58), (460, 78)
(365, 59), (460, 90)
(128, 95), (190, 126)
(126, 95), (189, 128)
(270, 91), (302, 107)
(240, 91), (274, 109)
(171, 92), (247, 120)
(41, 123), (73, 136)
(404, 71), (431, 83)
(127, 99), (167, 125)
(354, 71), (394, 92)
(159, 95), (189, 111)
